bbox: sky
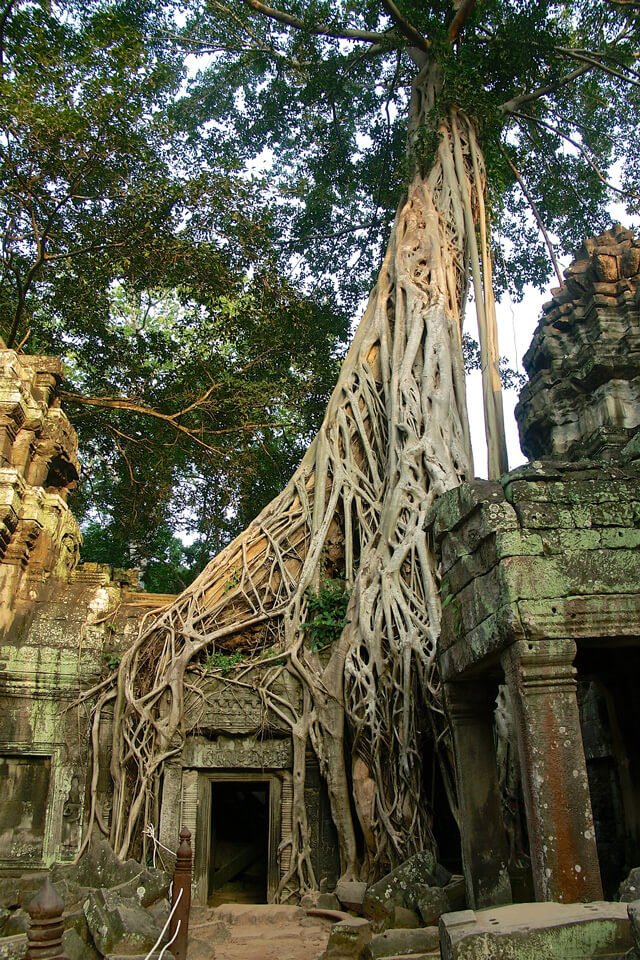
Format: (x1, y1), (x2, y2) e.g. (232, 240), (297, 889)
(468, 198), (640, 479)
(467, 283), (543, 477)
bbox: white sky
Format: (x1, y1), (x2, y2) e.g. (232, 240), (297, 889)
(467, 284), (543, 477)
(468, 199), (640, 478)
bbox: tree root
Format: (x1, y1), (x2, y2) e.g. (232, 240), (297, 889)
(82, 61), (505, 895)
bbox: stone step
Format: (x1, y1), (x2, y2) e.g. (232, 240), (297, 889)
(212, 904), (305, 926)
(380, 954), (440, 960)
(188, 919), (230, 944)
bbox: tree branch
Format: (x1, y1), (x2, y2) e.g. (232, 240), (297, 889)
(448, 0), (477, 43)
(512, 110), (639, 200)
(60, 392), (226, 454)
(555, 46), (640, 88)
(380, 0), (429, 52)
(501, 146), (563, 285)
(501, 63), (593, 113)
(242, 0), (398, 45)
(60, 390), (291, 455)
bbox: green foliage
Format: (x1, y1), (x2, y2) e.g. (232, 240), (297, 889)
(305, 579), (350, 652)
(102, 651), (121, 672)
(2, 0), (638, 581)
(0, 0), (350, 580)
(177, 0), (639, 307)
(203, 650), (244, 675)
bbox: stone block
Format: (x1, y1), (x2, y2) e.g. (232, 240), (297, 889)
(51, 841), (170, 908)
(63, 908), (91, 942)
(411, 886), (450, 926)
(0, 909), (8, 935)
(335, 881), (368, 914)
(83, 888), (162, 957)
(628, 901), (640, 955)
(443, 878), (466, 913)
(62, 928), (101, 960)
(324, 917), (372, 959)
(391, 905), (421, 929)
(0, 876), (48, 910)
(439, 902), (632, 960)
(184, 940), (217, 960)
(363, 853), (449, 931)
(318, 893), (342, 912)
(0, 912), (27, 937)
(364, 927), (440, 958)
(0, 935), (26, 960)
(620, 867), (640, 902)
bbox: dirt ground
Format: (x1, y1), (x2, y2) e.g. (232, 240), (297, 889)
(187, 902), (335, 960)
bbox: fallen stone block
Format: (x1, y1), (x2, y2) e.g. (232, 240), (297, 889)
(364, 927), (440, 958)
(628, 900), (640, 955)
(83, 888), (162, 957)
(319, 893), (343, 912)
(187, 917), (230, 944)
(62, 928), (101, 960)
(620, 867), (640, 902)
(411, 886), (450, 926)
(391, 906), (421, 929)
(0, 876), (48, 910)
(0, 911), (28, 937)
(439, 901), (633, 960)
(51, 841), (170, 909)
(335, 881), (368, 914)
(184, 938), (217, 960)
(443, 878), (466, 913)
(0, 908), (9, 934)
(63, 908), (91, 943)
(0, 935), (26, 960)
(324, 917), (372, 959)
(363, 853), (450, 931)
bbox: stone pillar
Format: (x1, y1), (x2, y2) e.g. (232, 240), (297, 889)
(502, 639), (602, 902)
(444, 680), (512, 909)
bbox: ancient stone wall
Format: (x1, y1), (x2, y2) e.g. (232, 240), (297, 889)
(0, 350), (334, 897)
(431, 223), (640, 911)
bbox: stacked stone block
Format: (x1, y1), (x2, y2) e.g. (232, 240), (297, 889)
(516, 224), (640, 461)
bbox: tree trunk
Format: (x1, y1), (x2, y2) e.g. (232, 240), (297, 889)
(86, 59), (505, 890)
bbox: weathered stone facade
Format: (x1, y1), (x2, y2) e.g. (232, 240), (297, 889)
(0, 348), (337, 903)
(429, 225), (640, 911)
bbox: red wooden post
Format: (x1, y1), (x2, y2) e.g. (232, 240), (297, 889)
(169, 827), (192, 960)
(26, 876), (68, 960)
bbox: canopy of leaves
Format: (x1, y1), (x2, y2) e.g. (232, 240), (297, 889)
(1, 0), (638, 587)
(176, 0), (639, 302)
(0, 0), (349, 586)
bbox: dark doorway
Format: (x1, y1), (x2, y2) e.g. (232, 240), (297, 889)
(576, 646), (640, 899)
(208, 781), (269, 905)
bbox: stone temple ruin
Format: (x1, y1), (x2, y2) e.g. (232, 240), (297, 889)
(0, 224), (639, 956)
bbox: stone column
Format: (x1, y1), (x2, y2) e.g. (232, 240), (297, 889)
(444, 680), (512, 909)
(502, 638), (602, 902)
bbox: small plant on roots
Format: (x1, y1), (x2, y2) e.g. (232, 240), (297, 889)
(305, 579), (350, 653)
(203, 650), (244, 675)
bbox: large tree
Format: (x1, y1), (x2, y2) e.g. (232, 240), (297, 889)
(81, 0), (639, 889)
(0, 0), (349, 579)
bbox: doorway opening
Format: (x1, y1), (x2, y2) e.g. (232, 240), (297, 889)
(208, 780), (270, 905)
